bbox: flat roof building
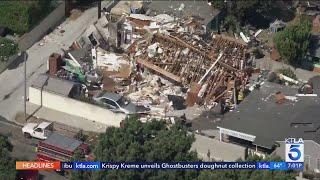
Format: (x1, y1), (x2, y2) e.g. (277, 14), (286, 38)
(31, 74), (81, 97)
(217, 82), (320, 171)
(144, 1), (223, 31)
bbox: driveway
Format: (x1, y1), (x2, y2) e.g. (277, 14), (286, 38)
(0, 7), (98, 122)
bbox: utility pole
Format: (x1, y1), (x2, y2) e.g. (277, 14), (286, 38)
(23, 51), (28, 119)
(98, 0), (101, 19)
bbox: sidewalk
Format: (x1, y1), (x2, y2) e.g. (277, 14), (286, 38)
(0, 6), (97, 122)
(14, 102), (108, 133)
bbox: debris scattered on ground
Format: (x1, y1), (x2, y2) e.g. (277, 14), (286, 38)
(44, 10), (257, 123)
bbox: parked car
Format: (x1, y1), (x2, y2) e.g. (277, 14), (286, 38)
(93, 92), (150, 114)
(22, 122), (53, 140)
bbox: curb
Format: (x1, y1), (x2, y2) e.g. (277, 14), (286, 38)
(0, 116), (23, 128)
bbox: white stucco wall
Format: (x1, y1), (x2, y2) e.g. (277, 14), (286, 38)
(29, 87), (126, 127)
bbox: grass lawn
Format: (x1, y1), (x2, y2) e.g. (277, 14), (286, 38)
(0, 37), (18, 73)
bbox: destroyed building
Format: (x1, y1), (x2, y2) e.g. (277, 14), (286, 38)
(43, 3), (254, 125)
(76, 15), (131, 51)
(129, 30), (250, 110)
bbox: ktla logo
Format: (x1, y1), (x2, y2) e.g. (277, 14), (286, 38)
(285, 138), (304, 162)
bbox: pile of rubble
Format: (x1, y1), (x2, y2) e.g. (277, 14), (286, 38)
(129, 31), (250, 109)
(46, 10), (254, 121)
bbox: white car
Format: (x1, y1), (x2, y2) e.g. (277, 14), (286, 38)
(22, 122), (53, 140)
(93, 92), (150, 114)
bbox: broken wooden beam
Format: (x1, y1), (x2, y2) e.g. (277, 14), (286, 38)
(137, 58), (181, 83)
(155, 33), (239, 72)
(198, 53), (223, 84)
(154, 62), (174, 66)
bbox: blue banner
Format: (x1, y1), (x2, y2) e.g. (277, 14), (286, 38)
(72, 162), (100, 170)
(99, 162), (257, 170)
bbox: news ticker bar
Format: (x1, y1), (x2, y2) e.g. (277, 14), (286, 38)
(16, 161), (304, 171)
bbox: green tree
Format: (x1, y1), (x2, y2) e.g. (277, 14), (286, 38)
(0, 37), (18, 62)
(71, 149), (91, 180)
(210, 0), (227, 9)
(198, 155), (295, 180)
(233, 0), (259, 23)
(274, 17), (311, 66)
(0, 135), (16, 180)
(277, 67), (297, 80)
(74, 130), (88, 142)
(93, 117), (199, 180)
(224, 15), (238, 33)
(0, 1), (54, 34)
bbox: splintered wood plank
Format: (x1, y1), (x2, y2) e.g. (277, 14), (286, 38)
(137, 58), (181, 83)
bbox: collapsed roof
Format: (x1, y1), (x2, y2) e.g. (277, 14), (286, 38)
(130, 31), (250, 106)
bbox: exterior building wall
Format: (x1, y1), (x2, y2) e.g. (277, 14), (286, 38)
(29, 87), (126, 127)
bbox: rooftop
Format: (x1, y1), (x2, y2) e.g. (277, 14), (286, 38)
(145, 1), (220, 25)
(31, 74), (77, 97)
(37, 122), (52, 129)
(219, 82), (320, 149)
(43, 133), (82, 152)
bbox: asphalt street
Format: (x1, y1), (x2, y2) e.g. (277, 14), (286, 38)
(0, 7), (98, 122)
(0, 117), (67, 180)
(0, 6), (99, 180)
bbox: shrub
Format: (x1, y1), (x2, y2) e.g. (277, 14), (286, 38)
(253, 48), (264, 59)
(0, 1), (53, 34)
(74, 130), (88, 142)
(277, 67), (297, 80)
(0, 37), (18, 62)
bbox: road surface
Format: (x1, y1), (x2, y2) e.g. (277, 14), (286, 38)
(0, 7), (98, 122)
(0, 117), (67, 180)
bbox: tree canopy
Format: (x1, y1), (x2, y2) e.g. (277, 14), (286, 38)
(274, 17), (312, 66)
(224, 15), (238, 33)
(210, 0), (294, 28)
(71, 150), (91, 180)
(0, 37), (18, 62)
(0, 1), (53, 34)
(92, 117), (199, 180)
(71, 117), (296, 180)
(0, 135), (16, 180)
(198, 155), (295, 180)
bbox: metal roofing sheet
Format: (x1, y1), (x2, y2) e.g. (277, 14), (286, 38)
(44, 133), (82, 152)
